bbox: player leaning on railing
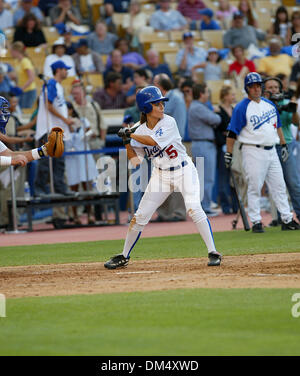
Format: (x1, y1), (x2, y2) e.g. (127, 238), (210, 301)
(0, 96), (64, 167)
(104, 86), (222, 269)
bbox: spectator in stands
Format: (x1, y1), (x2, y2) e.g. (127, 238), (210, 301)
(13, 0), (44, 26)
(72, 38), (104, 76)
(268, 6), (290, 45)
(204, 48), (222, 81)
(287, 11), (300, 46)
(153, 73), (187, 222)
(10, 41), (37, 109)
(198, 8), (221, 30)
(103, 49), (133, 89)
(105, 38), (146, 71)
(150, 0), (187, 31)
(228, 45), (256, 85)
(13, 13), (47, 48)
(64, 101), (98, 225)
(180, 79), (194, 110)
(0, 65), (14, 94)
(87, 20), (118, 56)
(71, 80), (106, 153)
(0, 0), (13, 29)
(62, 24), (77, 55)
(176, 31), (207, 78)
(223, 11), (265, 50)
(257, 37), (294, 78)
(49, 0), (81, 26)
(144, 49), (173, 80)
(93, 72), (127, 110)
(216, 0), (238, 30)
(122, 1), (150, 49)
(188, 83), (221, 217)
(238, 0), (258, 28)
(215, 85), (237, 215)
(38, 0), (58, 17)
(104, 0), (131, 13)
(177, 0), (205, 30)
(126, 68), (152, 106)
(43, 38), (76, 78)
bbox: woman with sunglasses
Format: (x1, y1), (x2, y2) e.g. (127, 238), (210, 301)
(104, 86), (222, 269)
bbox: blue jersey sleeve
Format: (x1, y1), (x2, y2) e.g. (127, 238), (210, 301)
(227, 98), (250, 135)
(261, 97), (282, 128)
(47, 79), (57, 104)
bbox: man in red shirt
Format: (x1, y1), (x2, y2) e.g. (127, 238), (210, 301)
(228, 45), (256, 85)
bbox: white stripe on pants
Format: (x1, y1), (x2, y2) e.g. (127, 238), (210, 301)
(242, 145), (292, 224)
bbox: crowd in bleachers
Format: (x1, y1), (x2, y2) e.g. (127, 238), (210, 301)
(1, 0), (300, 228)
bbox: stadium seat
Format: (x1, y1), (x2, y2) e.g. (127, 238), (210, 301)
(82, 72), (104, 89)
(206, 79), (235, 104)
(256, 8), (274, 31)
(201, 30), (225, 49)
(42, 27), (60, 45)
(163, 53), (178, 73)
(151, 41), (179, 63)
(26, 47), (47, 75)
(139, 31), (169, 52)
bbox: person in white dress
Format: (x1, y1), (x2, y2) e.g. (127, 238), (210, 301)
(64, 101), (98, 224)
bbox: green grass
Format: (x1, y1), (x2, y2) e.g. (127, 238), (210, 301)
(0, 228), (299, 267)
(0, 289), (299, 356)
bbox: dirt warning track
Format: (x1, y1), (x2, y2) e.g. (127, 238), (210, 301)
(1, 253), (300, 298)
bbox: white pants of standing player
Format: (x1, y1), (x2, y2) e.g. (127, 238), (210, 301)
(122, 157), (217, 259)
(242, 145), (293, 224)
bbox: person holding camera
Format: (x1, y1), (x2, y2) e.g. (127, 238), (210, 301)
(225, 72), (300, 233)
(263, 77), (300, 226)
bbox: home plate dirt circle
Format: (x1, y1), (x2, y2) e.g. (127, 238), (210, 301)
(1, 253), (300, 298)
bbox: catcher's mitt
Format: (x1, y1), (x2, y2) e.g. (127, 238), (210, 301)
(45, 127), (64, 158)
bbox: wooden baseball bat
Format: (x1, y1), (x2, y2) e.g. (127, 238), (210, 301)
(230, 169), (250, 231)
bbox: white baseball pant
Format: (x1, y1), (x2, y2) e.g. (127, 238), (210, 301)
(122, 157), (217, 258)
(242, 145), (293, 224)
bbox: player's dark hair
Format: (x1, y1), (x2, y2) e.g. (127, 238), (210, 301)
(192, 83), (207, 100)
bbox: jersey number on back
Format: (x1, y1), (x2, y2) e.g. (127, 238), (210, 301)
(165, 145), (178, 159)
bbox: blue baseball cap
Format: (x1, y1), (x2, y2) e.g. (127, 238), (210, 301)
(233, 11), (244, 19)
(198, 8), (214, 18)
(76, 38), (88, 49)
(183, 31), (194, 40)
(50, 60), (71, 71)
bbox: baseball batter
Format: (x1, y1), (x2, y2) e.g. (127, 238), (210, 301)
(104, 86), (222, 269)
(225, 73), (299, 232)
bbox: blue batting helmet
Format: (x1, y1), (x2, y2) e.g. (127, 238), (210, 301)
(136, 86), (169, 114)
(244, 73), (263, 93)
(0, 96), (10, 134)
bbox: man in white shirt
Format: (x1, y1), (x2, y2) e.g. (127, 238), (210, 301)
(0, 0), (13, 29)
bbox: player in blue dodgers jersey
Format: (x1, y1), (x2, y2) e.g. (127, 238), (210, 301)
(225, 73), (300, 233)
(104, 86), (222, 269)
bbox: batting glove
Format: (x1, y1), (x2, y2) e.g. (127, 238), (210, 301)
(224, 152), (233, 169)
(118, 127), (132, 139)
(281, 144), (289, 162)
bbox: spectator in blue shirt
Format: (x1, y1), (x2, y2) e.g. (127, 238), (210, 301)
(176, 31), (207, 77)
(13, 0), (44, 27)
(144, 49), (173, 81)
(0, 65), (14, 94)
(104, 0), (130, 13)
(150, 0), (187, 31)
(199, 8), (221, 30)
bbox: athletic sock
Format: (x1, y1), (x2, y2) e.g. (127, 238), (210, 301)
(195, 218), (217, 254)
(122, 219), (144, 259)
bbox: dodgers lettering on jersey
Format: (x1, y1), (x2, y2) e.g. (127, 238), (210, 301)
(227, 97), (282, 146)
(130, 114), (188, 169)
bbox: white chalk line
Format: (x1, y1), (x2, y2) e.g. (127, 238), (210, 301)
(116, 271), (161, 275)
(252, 273), (299, 277)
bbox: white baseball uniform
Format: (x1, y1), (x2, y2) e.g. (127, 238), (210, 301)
(228, 97), (293, 224)
(122, 114), (218, 259)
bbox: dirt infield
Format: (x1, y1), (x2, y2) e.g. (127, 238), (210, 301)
(1, 252), (300, 298)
